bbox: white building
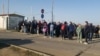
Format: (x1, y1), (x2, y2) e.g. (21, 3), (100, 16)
(0, 14), (24, 30)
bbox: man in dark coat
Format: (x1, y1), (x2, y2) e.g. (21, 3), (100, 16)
(55, 22), (61, 37)
(68, 22), (75, 40)
(31, 20), (37, 34)
(18, 20), (23, 32)
(88, 23), (94, 41)
(84, 21), (90, 44)
(95, 25), (100, 38)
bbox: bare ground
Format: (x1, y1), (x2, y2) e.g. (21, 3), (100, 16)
(0, 44), (43, 56)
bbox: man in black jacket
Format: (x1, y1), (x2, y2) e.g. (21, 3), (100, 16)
(88, 23), (94, 41)
(95, 25), (100, 38)
(84, 21), (90, 44)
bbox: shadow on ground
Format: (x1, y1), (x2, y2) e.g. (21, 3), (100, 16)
(89, 38), (100, 44)
(0, 43), (10, 49)
(0, 38), (34, 49)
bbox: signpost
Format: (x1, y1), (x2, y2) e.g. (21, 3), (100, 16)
(41, 9), (44, 19)
(41, 9), (44, 13)
(41, 14), (44, 19)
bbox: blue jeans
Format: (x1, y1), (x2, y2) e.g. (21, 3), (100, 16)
(23, 26), (27, 33)
(88, 33), (93, 41)
(50, 30), (54, 37)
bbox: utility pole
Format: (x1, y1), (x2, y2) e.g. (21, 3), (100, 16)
(2, 1), (5, 14)
(8, 0), (9, 15)
(31, 6), (33, 20)
(7, 0), (9, 30)
(52, 0), (54, 23)
(2, 0), (5, 29)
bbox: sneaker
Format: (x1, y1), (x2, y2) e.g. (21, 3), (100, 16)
(88, 41), (92, 44)
(84, 42), (88, 45)
(44, 36), (46, 38)
(80, 41), (83, 43)
(49, 37), (52, 39)
(37, 34), (39, 35)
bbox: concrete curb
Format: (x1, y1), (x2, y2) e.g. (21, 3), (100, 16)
(10, 45), (54, 56)
(0, 42), (53, 56)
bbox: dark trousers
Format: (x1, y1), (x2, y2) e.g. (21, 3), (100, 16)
(39, 27), (42, 34)
(95, 33), (99, 38)
(68, 31), (74, 40)
(31, 28), (35, 34)
(85, 33), (89, 42)
(55, 29), (60, 37)
(88, 33), (93, 41)
(61, 30), (65, 39)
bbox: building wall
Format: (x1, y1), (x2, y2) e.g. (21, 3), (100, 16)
(0, 16), (7, 30)
(9, 16), (24, 30)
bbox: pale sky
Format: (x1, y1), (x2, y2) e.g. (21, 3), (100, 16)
(0, 0), (100, 25)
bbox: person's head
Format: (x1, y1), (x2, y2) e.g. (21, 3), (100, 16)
(38, 20), (41, 23)
(85, 21), (88, 24)
(78, 24), (81, 27)
(44, 22), (47, 26)
(89, 23), (93, 26)
(69, 21), (73, 24)
(56, 22), (59, 25)
(84, 21), (89, 25)
(97, 25), (99, 27)
(64, 21), (67, 25)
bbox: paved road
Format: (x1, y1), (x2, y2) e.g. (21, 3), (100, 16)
(0, 30), (100, 56)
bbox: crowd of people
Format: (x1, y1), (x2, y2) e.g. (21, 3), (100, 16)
(18, 19), (100, 44)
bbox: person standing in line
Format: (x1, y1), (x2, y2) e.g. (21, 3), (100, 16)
(48, 22), (51, 36)
(38, 21), (42, 34)
(55, 22), (61, 37)
(49, 22), (54, 38)
(64, 21), (68, 39)
(73, 23), (77, 36)
(30, 20), (34, 34)
(84, 21), (89, 44)
(26, 21), (31, 34)
(42, 22), (48, 38)
(20, 21), (24, 32)
(76, 24), (82, 43)
(30, 20), (37, 34)
(18, 21), (23, 32)
(88, 23), (94, 41)
(61, 23), (65, 40)
(34, 20), (38, 34)
(23, 20), (28, 33)
(95, 25), (100, 38)
(99, 27), (100, 38)
(68, 22), (75, 40)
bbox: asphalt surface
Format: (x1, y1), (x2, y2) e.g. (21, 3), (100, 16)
(0, 30), (100, 56)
